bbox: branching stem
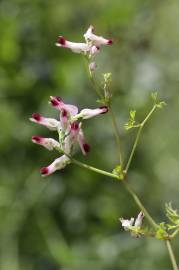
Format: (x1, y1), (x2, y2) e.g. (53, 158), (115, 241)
(124, 104), (157, 173)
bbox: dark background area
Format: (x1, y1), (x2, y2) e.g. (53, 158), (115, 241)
(0, 0), (179, 269)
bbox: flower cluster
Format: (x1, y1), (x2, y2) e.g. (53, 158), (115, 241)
(56, 25), (113, 72)
(120, 212), (145, 237)
(30, 96), (108, 176)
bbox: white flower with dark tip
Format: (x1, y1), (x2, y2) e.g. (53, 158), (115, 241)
(40, 155), (70, 176)
(55, 26), (113, 71)
(30, 113), (60, 131)
(84, 25), (113, 46)
(120, 212), (145, 233)
(56, 36), (90, 54)
(30, 96), (108, 176)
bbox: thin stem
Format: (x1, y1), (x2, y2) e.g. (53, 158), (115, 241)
(57, 149), (121, 181)
(123, 181), (158, 229)
(125, 104), (157, 173)
(125, 125), (142, 173)
(70, 157), (120, 180)
(166, 240), (179, 270)
(82, 56), (103, 99)
(109, 104), (123, 167)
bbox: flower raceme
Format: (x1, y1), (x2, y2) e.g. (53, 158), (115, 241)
(56, 25), (113, 71)
(30, 96), (108, 176)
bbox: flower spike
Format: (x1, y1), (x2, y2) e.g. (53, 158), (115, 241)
(30, 96), (108, 176)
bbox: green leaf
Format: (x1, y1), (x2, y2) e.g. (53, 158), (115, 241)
(151, 91), (158, 102)
(124, 110), (137, 130)
(112, 165), (122, 175)
(166, 202), (179, 225)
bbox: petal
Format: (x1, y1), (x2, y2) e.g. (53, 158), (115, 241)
(77, 128), (90, 155)
(134, 212), (144, 227)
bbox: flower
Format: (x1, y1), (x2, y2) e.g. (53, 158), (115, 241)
(120, 217), (134, 231)
(56, 36), (91, 54)
(30, 113), (60, 130)
(40, 155), (70, 176)
(32, 136), (60, 151)
(120, 211), (145, 236)
(56, 26), (113, 72)
(30, 96), (108, 176)
(84, 25), (113, 46)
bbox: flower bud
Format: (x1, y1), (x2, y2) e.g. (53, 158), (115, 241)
(89, 62), (97, 72)
(78, 129), (90, 155)
(134, 212), (144, 227)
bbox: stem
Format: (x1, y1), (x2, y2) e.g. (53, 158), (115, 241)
(123, 181), (158, 229)
(82, 56), (103, 99)
(109, 104), (123, 167)
(70, 157), (120, 180)
(125, 104), (157, 173)
(166, 240), (179, 270)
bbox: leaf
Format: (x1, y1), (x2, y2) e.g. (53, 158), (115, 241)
(151, 91), (158, 102)
(124, 110), (137, 130)
(166, 202), (179, 225)
(112, 165), (122, 176)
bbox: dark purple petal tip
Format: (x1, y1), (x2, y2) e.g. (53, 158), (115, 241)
(83, 143), (90, 153)
(40, 167), (49, 175)
(57, 36), (66, 45)
(99, 106), (108, 114)
(32, 113), (41, 121)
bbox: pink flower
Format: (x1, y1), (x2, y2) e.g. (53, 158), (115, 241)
(77, 128), (90, 155)
(89, 62), (97, 72)
(84, 25), (113, 46)
(40, 155), (70, 176)
(30, 113), (60, 131)
(32, 136), (60, 151)
(30, 97), (108, 176)
(90, 45), (100, 56)
(79, 106), (108, 119)
(56, 36), (91, 54)
(50, 96), (78, 116)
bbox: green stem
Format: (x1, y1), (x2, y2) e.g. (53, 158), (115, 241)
(125, 104), (157, 173)
(123, 181), (158, 229)
(109, 104), (123, 167)
(166, 240), (179, 270)
(82, 56), (103, 99)
(70, 157), (120, 180)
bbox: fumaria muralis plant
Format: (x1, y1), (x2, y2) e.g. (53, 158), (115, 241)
(30, 25), (179, 270)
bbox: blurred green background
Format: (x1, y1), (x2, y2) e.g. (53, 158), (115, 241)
(0, 0), (179, 269)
